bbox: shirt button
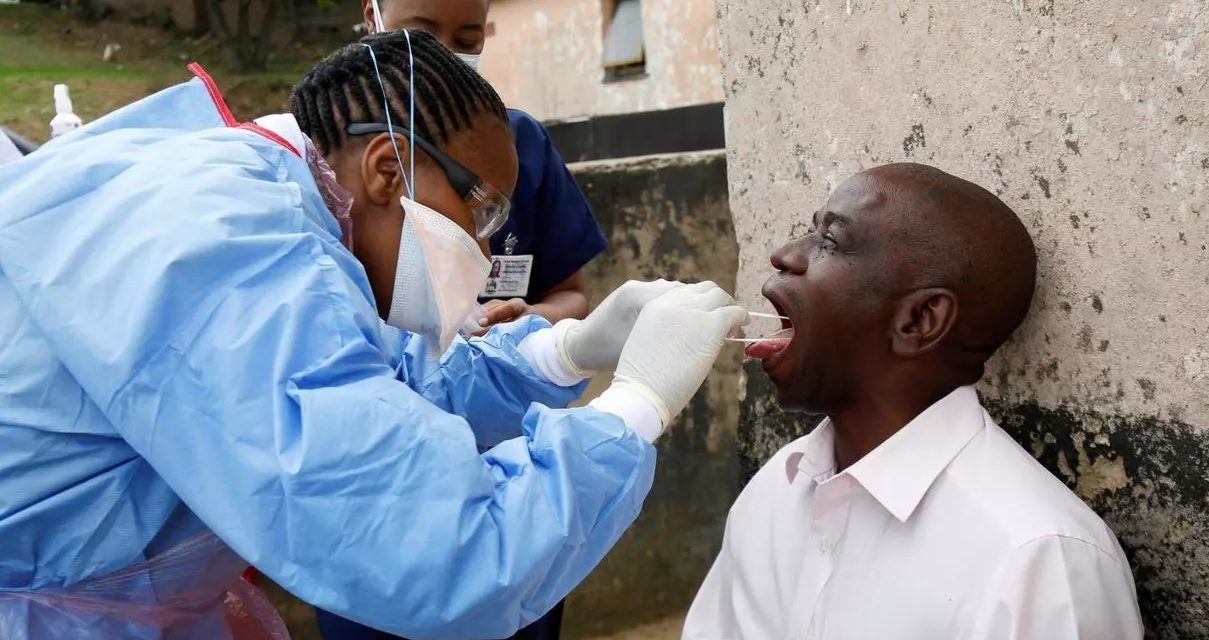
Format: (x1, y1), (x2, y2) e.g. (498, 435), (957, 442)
(818, 539), (830, 553)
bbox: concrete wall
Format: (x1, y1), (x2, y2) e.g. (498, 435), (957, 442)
(480, 0), (724, 121)
(717, 1), (1208, 638)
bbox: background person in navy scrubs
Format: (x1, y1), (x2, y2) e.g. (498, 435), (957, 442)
(474, 109), (606, 331)
(312, 1), (606, 639)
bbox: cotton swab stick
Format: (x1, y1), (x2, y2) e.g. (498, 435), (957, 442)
(746, 311), (790, 320)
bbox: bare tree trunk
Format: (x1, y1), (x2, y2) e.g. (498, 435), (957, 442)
(251, 0), (278, 72)
(207, 0), (234, 47)
(206, 0), (276, 72)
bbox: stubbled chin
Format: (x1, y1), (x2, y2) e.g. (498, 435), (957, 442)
(764, 348), (813, 410)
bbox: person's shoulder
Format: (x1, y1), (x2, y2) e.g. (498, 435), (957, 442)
(507, 108), (552, 146)
(944, 413), (1123, 555)
(507, 107), (544, 131)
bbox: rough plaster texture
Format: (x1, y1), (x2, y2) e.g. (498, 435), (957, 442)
(480, 0), (724, 121)
(718, 1), (1208, 637)
(564, 151), (741, 637)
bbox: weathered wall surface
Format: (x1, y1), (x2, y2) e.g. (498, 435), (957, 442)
(718, 1), (1208, 637)
(480, 0), (723, 121)
(564, 150), (740, 637)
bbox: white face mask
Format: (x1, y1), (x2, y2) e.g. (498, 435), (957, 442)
(363, 32), (489, 355)
(455, 52), (482, 72)
(387, 196), (491, 354)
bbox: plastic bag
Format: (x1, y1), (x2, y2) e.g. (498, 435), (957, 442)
(0, 531), (289, 639)
(306, 134), (355, 251)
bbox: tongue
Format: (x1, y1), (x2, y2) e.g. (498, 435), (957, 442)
(744, 336), (792, 360)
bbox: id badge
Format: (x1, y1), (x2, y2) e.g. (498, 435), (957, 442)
(481, 255), (534, 298)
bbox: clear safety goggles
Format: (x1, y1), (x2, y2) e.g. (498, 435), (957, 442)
(346, 122), (511, 240)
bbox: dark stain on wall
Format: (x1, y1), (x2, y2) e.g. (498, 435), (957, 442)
(988, 400), (1209, 640)
(902, 123), (927, 155)
(1033, 172), (1052, 198)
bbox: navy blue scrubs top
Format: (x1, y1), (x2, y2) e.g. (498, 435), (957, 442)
(480, 109), (607, 302)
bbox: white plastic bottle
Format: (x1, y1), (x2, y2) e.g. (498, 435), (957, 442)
(49, 84), (83, 139)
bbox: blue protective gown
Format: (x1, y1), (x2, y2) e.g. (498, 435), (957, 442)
(0, 74), (656, 639)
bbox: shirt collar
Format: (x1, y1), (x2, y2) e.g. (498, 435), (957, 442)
(789, 386), (986, 523)
(788, 421), (838, 484)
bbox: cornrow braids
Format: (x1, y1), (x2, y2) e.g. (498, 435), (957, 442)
(289, 29), (507, 154)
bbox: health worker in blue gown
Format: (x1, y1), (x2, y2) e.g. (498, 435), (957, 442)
(317, 1), (616, 637)
(0, 30), (747, 640)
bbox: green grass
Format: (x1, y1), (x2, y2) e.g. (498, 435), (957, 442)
(0, 4), (335, 142)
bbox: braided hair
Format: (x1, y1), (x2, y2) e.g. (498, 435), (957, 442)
(290, 30), (507, 154)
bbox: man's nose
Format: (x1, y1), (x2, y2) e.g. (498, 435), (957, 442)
(770, 241), (808, 275)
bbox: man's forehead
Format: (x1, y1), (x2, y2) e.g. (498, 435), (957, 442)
(822, 174), (892, 221)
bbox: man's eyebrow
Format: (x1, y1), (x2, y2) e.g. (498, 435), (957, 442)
(821, 210), (853, 228)
(456, 23), (485, 33)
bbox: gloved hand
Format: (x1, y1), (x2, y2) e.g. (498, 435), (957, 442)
(554, 279), (684, 377)
(609, 282), (749, 426)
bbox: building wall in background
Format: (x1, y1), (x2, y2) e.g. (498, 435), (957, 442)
(717, 1), (1208, 637)
(480, 0), (723, 121)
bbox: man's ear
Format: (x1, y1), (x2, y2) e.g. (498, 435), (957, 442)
(362, 0), (376, 32)
(889, 288), (958, 358)
(359, 133), (409, 206)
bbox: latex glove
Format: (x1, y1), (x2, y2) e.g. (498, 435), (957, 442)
(609, 282), (749, 426)
(554, 279), (684, 377)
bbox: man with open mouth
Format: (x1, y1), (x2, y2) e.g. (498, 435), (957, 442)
(682, 163), (1142, 639)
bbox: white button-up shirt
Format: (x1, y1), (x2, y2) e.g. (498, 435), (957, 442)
(684, 387), (1142, 640)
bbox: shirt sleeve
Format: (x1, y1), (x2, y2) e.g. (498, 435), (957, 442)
(0, 133), (657, 639)
(969, 535), (1144, 640)
(509, 110), (607, 298)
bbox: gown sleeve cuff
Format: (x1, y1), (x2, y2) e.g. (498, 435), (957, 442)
(589, 386), (665, 443)
(518, 327), (588, 388)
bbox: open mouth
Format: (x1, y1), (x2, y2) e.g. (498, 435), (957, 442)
(744, 296), (794, 361)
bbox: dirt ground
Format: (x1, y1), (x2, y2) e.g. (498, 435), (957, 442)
(587, 616), (683, 640)
(0, 3), (340, 142)
(263, 576), (684, 640)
